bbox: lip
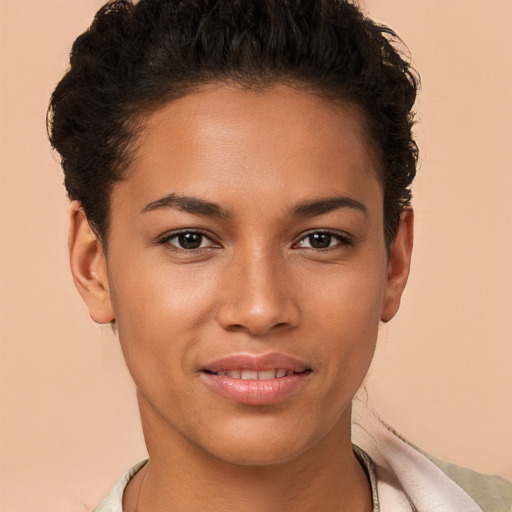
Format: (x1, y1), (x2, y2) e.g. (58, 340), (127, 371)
(200, 353), (312, 406)
(203, 353), (309, 373)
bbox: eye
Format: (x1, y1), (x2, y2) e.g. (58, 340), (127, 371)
(160, 230), (217, 250)
(295, 230), (352, 250)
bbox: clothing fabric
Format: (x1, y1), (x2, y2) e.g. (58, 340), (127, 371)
(93, 408), (511, 512)
(93, 459), (148, 512)
(94, 449), (380, 512)
(353, 444), (381, 511)
(351, 405), (512, 512)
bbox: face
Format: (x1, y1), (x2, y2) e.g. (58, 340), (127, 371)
(71, 84), (412, 466)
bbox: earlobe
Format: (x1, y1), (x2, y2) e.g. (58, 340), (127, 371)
(381, 207), (414, 323)
(68, 201), (115, 324)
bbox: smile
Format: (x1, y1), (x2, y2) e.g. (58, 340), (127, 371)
(213, 369), (299, 379)
(201, 353), (312, 405)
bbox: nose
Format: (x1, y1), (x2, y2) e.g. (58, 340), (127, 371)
(216, 248), (300, 336)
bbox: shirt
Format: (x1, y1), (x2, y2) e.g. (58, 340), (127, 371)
(93, 407), (512, 512)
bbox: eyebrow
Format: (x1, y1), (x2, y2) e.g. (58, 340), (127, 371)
(141, 193), (367, 218)
(292, 196), (368, 217)
(141, 193), (227, 217)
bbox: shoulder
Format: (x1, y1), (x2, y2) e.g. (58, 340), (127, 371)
(426, 454), (512, 512)
(351, 403), (511, 512)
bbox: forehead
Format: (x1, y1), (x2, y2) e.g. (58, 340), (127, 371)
(116, 84), (382, 219)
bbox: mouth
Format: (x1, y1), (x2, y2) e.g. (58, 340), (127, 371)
(201, 353), (312, 405)
(206, 368), (308, 379)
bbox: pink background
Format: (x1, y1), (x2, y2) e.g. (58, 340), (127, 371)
(1, 1), (511, 510)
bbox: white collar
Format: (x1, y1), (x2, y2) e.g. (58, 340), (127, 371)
(352, 402), (483, 512)
(94, 405), (484, 512)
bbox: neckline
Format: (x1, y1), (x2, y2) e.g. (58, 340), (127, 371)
(97, 447), (381, 512)
(353, 444), (380, 512)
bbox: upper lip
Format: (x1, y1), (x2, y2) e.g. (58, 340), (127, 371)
(202, 353), (310, 374)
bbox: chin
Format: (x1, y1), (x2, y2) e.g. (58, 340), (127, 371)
(194, 418), (326, 467)
(210, 441), (310, 467)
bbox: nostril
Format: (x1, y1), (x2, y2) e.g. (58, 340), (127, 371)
(216, 287), (300, 335)
(224, 323), (245, 333)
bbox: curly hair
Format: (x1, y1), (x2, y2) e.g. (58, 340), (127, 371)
(48, 0), (418, 247)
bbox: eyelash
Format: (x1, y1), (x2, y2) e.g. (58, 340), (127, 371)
(158, 229), (218, 251)
(158, 229), (354, 252)
(294, 229), (354, 250)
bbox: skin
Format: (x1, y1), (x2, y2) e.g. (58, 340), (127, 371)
(69, 84), (413, 512)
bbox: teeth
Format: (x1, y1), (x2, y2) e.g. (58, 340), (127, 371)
(240, 370), (258, 380)
(216, 369), (292, 380)
(257, 370), (277, 379)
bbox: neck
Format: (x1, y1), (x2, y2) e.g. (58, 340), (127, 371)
(124, 394), (372, 512)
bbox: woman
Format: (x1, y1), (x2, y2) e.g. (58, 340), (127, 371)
(47, 0), (511, 510)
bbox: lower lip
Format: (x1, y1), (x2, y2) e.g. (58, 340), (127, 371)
(201, 372), (311, 406)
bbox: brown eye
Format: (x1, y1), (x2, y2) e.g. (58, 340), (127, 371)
(161, 230), (216, 250)
(177, 232), (204, 249)
(307, 232), (332, 249)
(296, 231), (353, 250)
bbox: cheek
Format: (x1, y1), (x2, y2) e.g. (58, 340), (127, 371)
(304, 258), (386, 381)
(305, 256), (386, 330)
(110, 248), (215, 325)
(107, 253), (218, 386)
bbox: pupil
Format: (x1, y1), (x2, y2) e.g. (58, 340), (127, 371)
(178, 232), (202, 249)
(309, 233), (331, 249)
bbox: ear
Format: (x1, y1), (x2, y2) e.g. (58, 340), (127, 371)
(380, 207), (414, 323)
(68, 201), (115, 324)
